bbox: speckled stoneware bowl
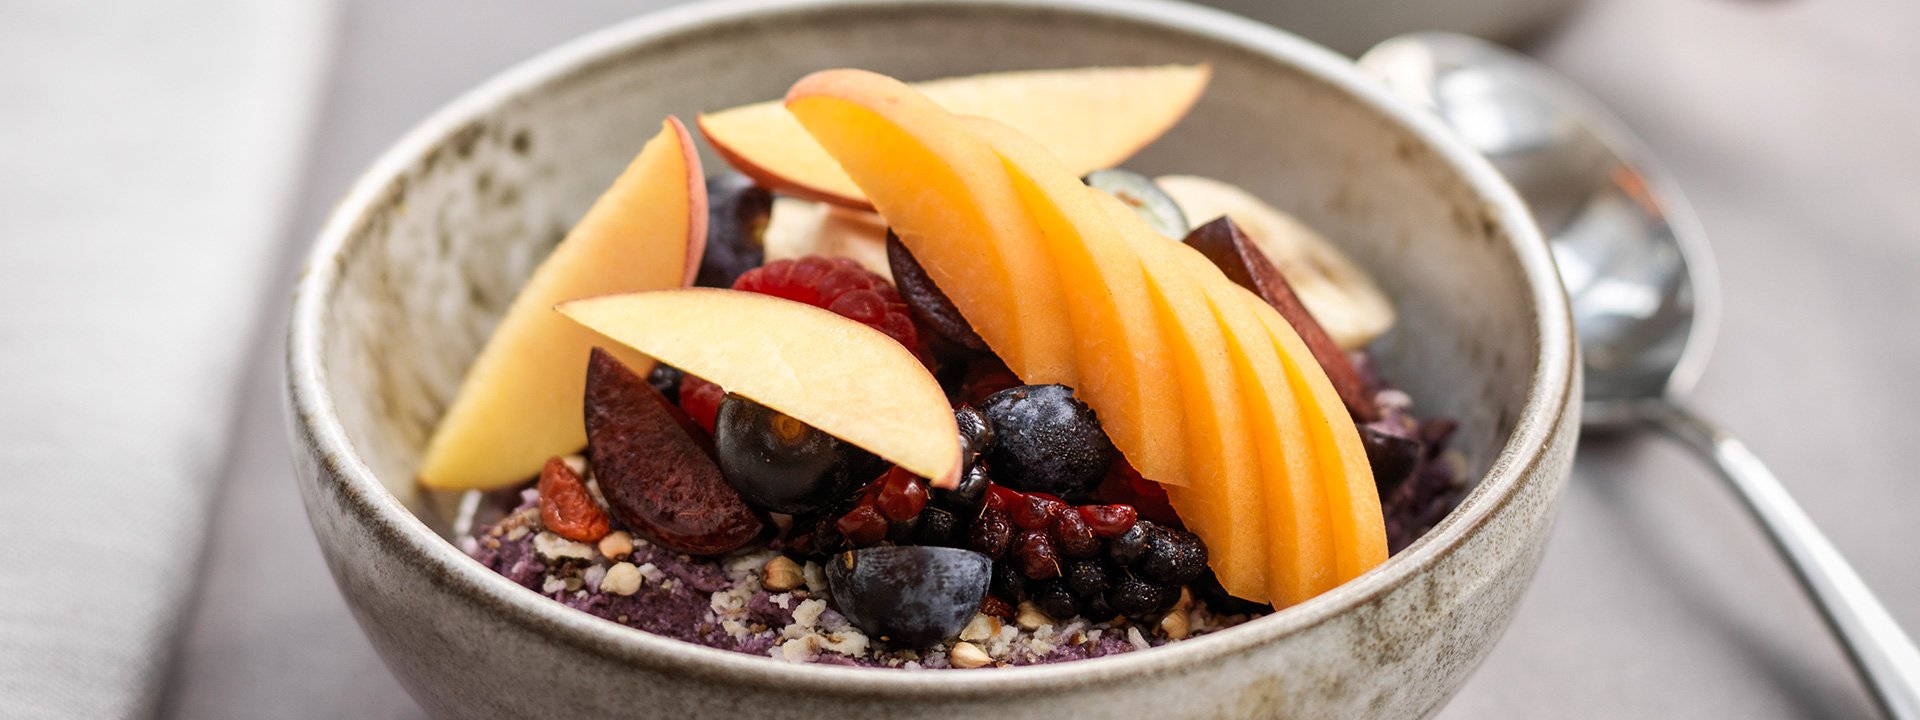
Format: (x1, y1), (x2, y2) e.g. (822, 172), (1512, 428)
(286, 0), (1578, 717)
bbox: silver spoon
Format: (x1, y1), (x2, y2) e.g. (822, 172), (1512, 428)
(1359, 31), (1920, 720)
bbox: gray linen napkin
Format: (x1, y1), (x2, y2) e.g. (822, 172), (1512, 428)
(0, 1), (331, 717)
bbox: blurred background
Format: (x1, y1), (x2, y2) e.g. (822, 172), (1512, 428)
(2, 0), (1914, 718)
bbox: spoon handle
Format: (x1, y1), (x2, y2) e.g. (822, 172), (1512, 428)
(1640, 399), (1920, 720)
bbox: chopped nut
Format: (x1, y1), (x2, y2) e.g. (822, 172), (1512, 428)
(532, 531), (594, 561)
(1159, 610), (1190, 640)
(601, 562), (643, 596)
(958, 613), (1000, 642)
(561, 454), (588, 476)
(949, 641), (992, 669)
(1015, 601), (1053, 631)
(763, 555), (805, 592)
(597, 531), (634, 560)
(1175, 587), (1194, 611)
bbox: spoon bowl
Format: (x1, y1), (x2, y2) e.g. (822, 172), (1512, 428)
(1360, 32), (1920, 720)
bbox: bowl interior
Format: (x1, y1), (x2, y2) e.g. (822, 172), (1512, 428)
(315, 1), (1542, 548)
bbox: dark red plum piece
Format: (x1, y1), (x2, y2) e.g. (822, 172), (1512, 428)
(885, 231), (990, 352)
(584, 348), (762, 555)
(1183, 216), (1379, 422)
(826, 546), (991, 647)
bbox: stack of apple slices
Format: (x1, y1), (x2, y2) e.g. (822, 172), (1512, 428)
(783, 69), (1384, 606)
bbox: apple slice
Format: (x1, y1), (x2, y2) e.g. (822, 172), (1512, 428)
(1185, 216), (1379, 422)
(703, 64), (1210, 209)
(963, 116), (1187, 486)
(785, 68), (1078, 388)
(417, 117), (704, 490)
(557, 288), (962, 488)
(1157, 174), (1395, 350)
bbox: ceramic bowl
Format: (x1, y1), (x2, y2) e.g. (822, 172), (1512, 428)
(286, 0), (1578, 717)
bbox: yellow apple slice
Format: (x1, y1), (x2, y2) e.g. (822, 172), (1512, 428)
(417, 117), (704, 490)
(1244, 290), (1387, 582)
(559, 288), (963, 488)
(962, 116), (1186, 485)
(1157, 174), (1395, 350)
(760, 197), (893, 282)
(704, 64), (1210, 209)
(785, 68), (1078, 388)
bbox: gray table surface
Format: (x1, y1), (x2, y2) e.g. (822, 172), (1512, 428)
(158, 0), (1920, 717)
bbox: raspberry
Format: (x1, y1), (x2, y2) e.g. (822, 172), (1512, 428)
(733, 256), (919, 351)
(678, 375), (724, 434)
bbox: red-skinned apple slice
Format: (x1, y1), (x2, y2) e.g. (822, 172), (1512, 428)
(558, 288), (963, 489)
(418, 117), (705, 491)
(701, 64), (1211, 210)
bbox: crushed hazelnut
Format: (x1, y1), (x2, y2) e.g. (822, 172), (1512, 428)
(597, 531), (634, 560)
(762, 555), (805, 592)
(1159, 610), (1190, 640)
(601, 562), (643, 596)
(949, 642), (992, 669)
(1015, 601), (1053, 631)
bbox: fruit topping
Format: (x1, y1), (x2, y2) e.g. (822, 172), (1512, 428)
(714, 393), (885, 514)
(1157, 174), (1395, 350)
(733, 256), (918, 352)
(886, 232), (991, 352)
(583, 349), (762, 555)
(646, 364), (684, 404)
(953, 405), (995, 461)
(703, 64), (1211, 209)
(1359, 425), (1422, 493)
(825, 546), (992, 647)
(1184, 216), (1378, 422)
(1084, 168), (1189, 239)
(1135, 522), (1210, 585)
(418, 117), (704, 490)
(979, 384), (1117, 499)
(696, 173), (773, 288)
(677, 374), (725, 433)
(1077, 504), (1138, 538)
(558, 288), (963, 488)
(536, 456), (610, 543)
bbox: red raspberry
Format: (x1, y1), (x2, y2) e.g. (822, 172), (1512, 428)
(733, 257), (919, 351)
(678, 375), (724, 434)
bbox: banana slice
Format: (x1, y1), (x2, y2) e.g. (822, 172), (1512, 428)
(761, 196), (893, 282)
(1156, 175), (1395, 350)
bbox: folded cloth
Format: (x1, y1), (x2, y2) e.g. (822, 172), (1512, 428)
(0, 1), (331, 717)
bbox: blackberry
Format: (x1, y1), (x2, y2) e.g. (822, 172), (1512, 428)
(990, 561), (1028, 602)
(1139, 526), (1208, 584)
(930, 463), (990, 521)
(980, 385), (1118, 499)
(1064, 558), (1108, 599)
(955, 405), (995, 461)
(1032, 580), (1081, 621)
(1108, 521), (1152, 566)
(914, 506), (960, 546)
(1106, 574), (1168, 619)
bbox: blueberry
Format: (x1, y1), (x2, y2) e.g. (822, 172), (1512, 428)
(646, 364), (684, 404)
(714, 394), (884, 514)
(1064, 558), (1107, 599)
(990, 561), (1028, 602)
(1083, 169), (1189, 240)
(695, 173), (772, 288)
(914, 507), (960, 546)
(825, 546), (991, 647)
(1106, 573), (1168, 620)
(980, 385), (1117, 499)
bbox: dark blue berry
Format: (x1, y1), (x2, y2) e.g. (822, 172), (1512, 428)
(826, 546), (991, 647)
(930, 463), (990, 520)
(980, 385), (1117, 499)
(1032, 579), (1081, 620)
(1108, 521), (1152, 566)
(646, 364), (684, 404)
(695, 174), (771, 288)
(1139, 526), (1208, 584)
(1106, 573), (1168, 619)
(714, 394), (884, 514)
(990, 561), (1028, 602)
(1064, 558), (1107, 599)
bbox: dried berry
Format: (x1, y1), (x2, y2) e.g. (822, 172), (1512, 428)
(1050, 508), (1101, 558)
(1011, 530), (1061, 580)
(969, 508), (1015, 558)
(536, 456), (610, 542)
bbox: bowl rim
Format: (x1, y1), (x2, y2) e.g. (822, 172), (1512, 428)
(287, 0), (1573, 696)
